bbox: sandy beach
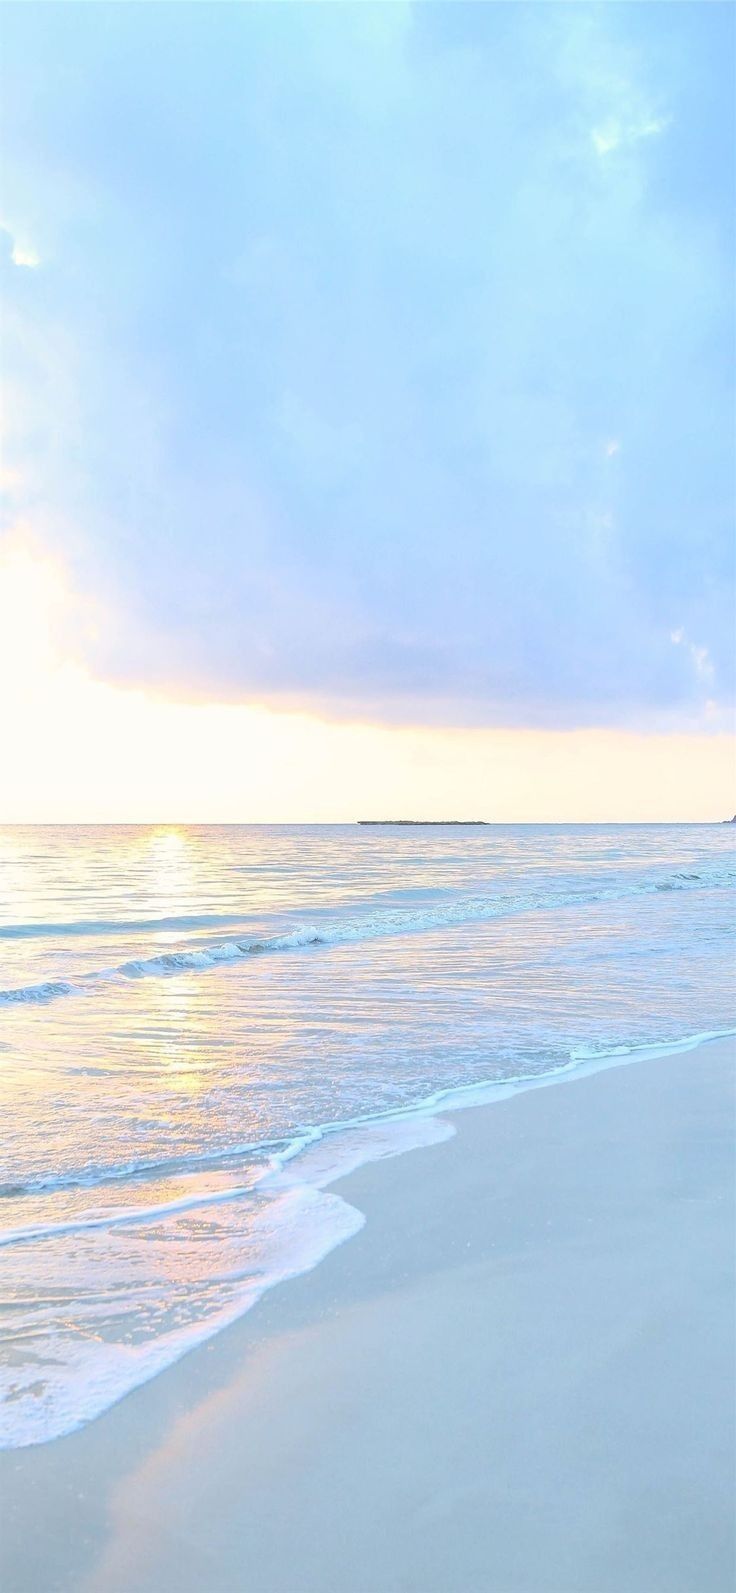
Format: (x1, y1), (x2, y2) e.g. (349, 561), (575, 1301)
(1, 1038), (734, 1593)
(4, 0), (734, 1585)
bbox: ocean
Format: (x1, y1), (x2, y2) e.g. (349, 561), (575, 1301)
(1, 822), (734, 1448)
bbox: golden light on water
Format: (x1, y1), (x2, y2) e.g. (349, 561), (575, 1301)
(143, 829), (195, 925)
(148, 979), (210, 1098)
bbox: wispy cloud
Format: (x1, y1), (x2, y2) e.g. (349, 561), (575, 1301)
(3, 224), (40, 267)
(592, 112), (670, 157)
(0, 2), (732, 731)
(10, 243), (40, 268)
(670, 629), (717, 689)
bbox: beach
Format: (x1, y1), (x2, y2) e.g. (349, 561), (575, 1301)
(3, 0), (734, 1583)
(2, 0), (733, 1580)
(2, 1036), (733, 1593)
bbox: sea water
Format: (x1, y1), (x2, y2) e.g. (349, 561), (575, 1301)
(1, 822), (734, 1446)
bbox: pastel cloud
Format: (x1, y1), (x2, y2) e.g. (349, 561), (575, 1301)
(1, 2), (733, 732)
(592, 113), (670, 157)
(10, 242), (40, 268)
(670, 627), (718, 689)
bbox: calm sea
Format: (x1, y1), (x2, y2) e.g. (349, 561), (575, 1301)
(1, 823), (734, 1446)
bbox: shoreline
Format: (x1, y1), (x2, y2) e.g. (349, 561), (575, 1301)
(2, 1027), (733, 1450)
(1, 1035), (734, 1592)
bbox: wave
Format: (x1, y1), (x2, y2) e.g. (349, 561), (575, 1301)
(0, 1183), (368, 1449)
(1, 1025), (733, 1448)
(0, 980), (75, 1005)
(1, 865), (734, 1008)
(3, 1026), (734, 1249)
(0, 1129), (304, 1201)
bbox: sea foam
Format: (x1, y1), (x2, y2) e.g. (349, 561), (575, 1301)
(1, 863), (733, 1007)
(1, 1028), (733, 1448)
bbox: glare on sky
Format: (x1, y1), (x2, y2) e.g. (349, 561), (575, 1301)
(0, 2), (733, 819)
(0, 533), (731, 823)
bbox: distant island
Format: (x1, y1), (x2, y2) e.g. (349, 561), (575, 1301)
(357, 820), (488, 826)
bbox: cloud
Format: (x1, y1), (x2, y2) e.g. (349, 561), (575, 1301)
(670, 628), (719, 696)
(690, 644), (715, 685)
(1, 223), (40, 268)
(592, 114), (669, 157)
(0, 2), (733, 731)
(11, 243), (40, 268)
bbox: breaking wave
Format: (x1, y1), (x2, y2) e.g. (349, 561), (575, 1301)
(0, 980), (75, 1005)
(1, 864), (734, 1007)
(3, 1025), (733, 1249)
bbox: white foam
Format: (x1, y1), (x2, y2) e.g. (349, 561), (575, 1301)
(1, 1026), (733, 1450)
(2, 863), (733, 1006)
(269, 1113), (455, 1194)
(0, 1185), (364, 1450)
(0, 979), (74, 1004)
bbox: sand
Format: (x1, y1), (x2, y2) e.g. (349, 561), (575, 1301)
(1, 1038), (734, 1593)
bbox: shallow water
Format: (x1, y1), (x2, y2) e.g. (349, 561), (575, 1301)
(1, 823), (734, 1446)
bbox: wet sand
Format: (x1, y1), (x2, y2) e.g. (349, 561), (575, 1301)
(1, 1038), (734, 1593)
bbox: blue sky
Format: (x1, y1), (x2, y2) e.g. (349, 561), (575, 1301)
(2, 1), (733, 733)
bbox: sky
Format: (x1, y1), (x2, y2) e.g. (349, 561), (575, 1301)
(1, 1), (734, 820)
